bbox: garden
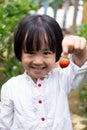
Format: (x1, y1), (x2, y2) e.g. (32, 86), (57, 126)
(0, 0), (87, 129)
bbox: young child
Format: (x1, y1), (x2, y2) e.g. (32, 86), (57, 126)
(0, 14), (87, 130)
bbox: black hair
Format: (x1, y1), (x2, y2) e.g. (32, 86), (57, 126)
(14, 14), (63, 61)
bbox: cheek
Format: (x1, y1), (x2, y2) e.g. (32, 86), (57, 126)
(21, 58), (29, 69)
(47, 56), (56, 67)
(49, 55), (56, 63)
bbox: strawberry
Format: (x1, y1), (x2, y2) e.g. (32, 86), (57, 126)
(59, 57), (70, 68)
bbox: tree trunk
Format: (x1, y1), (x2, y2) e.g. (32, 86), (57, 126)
(82, 1), (87, 23)
(62, 0), (70, 31)
(71, 0), (79, 34)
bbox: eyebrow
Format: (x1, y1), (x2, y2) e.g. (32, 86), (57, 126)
(41, 49), (52, 51)
(24, 49), (53, 53)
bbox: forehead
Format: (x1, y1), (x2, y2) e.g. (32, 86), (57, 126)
(38, 41), (50, 50)
(23, 30), (53, 51)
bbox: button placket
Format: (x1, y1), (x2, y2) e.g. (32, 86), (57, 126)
(36, 82), (46, 122)
(37, 83), (42, 103)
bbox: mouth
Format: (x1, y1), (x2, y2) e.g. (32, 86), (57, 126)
(30, 66), (45, 75)
(31, 65), (46, 70)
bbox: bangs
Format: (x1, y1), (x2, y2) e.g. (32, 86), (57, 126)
(23, 25), (56, 53)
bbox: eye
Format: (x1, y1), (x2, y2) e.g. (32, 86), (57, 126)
(24, 50), (35, 56)
(43, 51), (53, 55)
(28, 51), (34, 55)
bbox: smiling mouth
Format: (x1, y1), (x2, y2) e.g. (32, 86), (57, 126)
(30, 67), (45, 75)
(31, 66), (46, 70)
(31, 64), (46, 69)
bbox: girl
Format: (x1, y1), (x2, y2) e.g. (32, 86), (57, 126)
(0, 14), (87, 130)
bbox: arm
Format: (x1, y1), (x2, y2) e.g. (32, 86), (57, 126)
(62, 35), (87, 67)
(0, 84), (14, 130)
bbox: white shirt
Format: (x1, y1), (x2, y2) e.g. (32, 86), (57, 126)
(0, 60), (87, 130)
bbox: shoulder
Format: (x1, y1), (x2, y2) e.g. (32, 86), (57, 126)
(1, 73), (25, 92)
(5, 73), (24, 84)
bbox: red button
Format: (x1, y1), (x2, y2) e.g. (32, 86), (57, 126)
(38, 83), (42, 87)
(41, 117), (45, 121)
(38, 100), (42, 104)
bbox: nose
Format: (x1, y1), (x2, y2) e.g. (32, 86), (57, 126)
(33, 55), (43, 65)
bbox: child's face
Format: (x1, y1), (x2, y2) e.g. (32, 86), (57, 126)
(21, 48), (56, 83)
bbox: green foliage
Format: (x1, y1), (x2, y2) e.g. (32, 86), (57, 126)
(76, 23), (87, 117)
(76, 23), (87, 39)
(0, 0), (38, 89)
(79, 82), (87, 117)
(80, 83), (87, 102)
(84, 107), (87, 118)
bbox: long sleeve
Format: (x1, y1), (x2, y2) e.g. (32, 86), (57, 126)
(0, 84), (14, 130)
(59, 59), (87, 94)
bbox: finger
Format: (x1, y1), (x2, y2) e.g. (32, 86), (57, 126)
(80, 37), (87, 50)
(62, 35), (74, 56)
(62, 37), (69, 56)
(74, 37), (86, 54)
(74, 36), (81, 50)
(61, 45), (68, 57)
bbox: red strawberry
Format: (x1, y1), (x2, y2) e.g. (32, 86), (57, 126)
(59, 57), (70, 68)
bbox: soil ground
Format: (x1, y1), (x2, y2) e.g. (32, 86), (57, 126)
(69, 88), (87, 130)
